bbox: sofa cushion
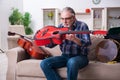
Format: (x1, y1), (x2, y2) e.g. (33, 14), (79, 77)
(88, 35), (105, 60)
(41, 45), (62, 56)
(16, 59), (120, 79)
(17, 59), (43, 77)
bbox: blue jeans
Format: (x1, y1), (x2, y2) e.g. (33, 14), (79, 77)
(40, 54), (88, 80)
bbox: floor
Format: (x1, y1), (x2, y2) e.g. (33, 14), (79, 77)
(0, 53), (8, 80)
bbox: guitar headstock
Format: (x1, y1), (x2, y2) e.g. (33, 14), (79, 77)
(8, 31), (16, 36)
(8, 31), (24, 37)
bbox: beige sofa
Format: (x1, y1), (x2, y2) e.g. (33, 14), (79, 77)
(6, 35), (120, 80)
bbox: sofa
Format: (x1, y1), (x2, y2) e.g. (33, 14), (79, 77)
(6, 35), (120, 80)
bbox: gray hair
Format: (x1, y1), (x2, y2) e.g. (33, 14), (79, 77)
(61, 7), (75, 16)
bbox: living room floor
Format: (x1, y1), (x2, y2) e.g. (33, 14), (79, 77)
(0, 53), (8, 80)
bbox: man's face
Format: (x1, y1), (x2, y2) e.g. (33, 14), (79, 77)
(60, 11), (75, 27)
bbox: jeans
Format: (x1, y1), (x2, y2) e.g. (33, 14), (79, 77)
(40, 53), (88, 80)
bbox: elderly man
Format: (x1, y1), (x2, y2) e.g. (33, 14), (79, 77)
(40, 7), (91, 80)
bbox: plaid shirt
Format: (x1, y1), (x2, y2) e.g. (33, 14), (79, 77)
(58, 20), (91, 55)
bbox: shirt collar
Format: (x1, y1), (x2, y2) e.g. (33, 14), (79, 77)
(71, 20), (77, 30)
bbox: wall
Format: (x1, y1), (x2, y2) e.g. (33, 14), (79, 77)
(0, 0), (23, 50)
(23, 0), (120, 32)
(0, 0), (10, 51)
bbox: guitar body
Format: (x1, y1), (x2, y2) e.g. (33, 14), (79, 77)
(34, 26), (68, 46)
(17, 38), (50, 59)
(17, 38), (26, 47)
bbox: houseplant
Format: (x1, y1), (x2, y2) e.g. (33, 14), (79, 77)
(22, 12), (33, 35)
(9, 8), (23, 25)
(9, 8), (33, 35)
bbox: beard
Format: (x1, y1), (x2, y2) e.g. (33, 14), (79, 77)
(62, 23), (71, 27)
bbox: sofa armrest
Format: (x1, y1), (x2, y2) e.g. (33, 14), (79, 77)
(6, 47), (30, 80)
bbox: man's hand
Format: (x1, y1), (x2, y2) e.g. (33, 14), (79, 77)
(65, 34), (82, 46)
(66, 34), (76, 41)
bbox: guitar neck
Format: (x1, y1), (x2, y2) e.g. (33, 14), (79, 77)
(59, 30), (107, 35)
(8, 31), (33, 40)
(61, 31), (91, 34)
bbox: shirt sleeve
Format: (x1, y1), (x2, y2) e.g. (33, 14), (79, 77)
(80, 23), (91, 47)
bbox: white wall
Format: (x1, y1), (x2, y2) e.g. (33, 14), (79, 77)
(0, 0), (10, 51)
(23, 0), (120, 32)
(0, 0), (23, 50)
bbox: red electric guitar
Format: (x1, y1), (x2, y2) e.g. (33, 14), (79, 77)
(34, 26), (107, 46)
